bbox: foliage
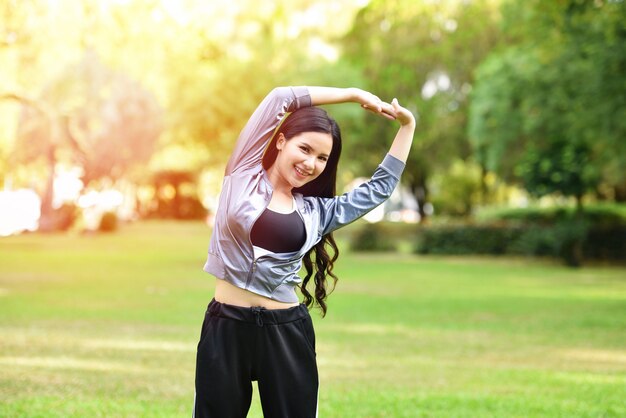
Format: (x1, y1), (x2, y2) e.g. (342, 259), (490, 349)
(415, 219), (625, 266)
(476, 202), (626, 265)
(146, 170), (206, 220)
(416, 224), (520, 256)
(2, 0), (367, 189)
(16, 51), (163, 184)
(469, 0), (626, 201)
(161, 0), (369, 173)
(2, 0), (626, 232)
(516, 139), (601, 201)
(10, 50), (162, 231)
(477, 203), (626, 226)
(584, 225), (626, 260)
(341, 0), (501, 215)
(428, 159), (483, 216)
(349, 222), (396, 252)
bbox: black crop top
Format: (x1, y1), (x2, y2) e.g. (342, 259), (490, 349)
(250, 208), (306, 253)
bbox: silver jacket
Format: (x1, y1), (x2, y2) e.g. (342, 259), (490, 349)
(203, 87), (406, 303)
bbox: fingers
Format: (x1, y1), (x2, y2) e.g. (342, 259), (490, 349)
(361, 95), (383, 112)
(360, 91), (387, 113)
(381, 104), (397, 120)
(357, 90), (406, 121)
(392, 98), (408, 115)
(391, 98), (417, 126)
(362, 100), (397, 120)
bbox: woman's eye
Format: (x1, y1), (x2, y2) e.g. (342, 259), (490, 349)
(319, 157), (328, 162)
(300, 146), (309, 153)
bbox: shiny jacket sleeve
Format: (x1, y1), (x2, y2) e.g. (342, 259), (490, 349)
(313, 153), (406, 236)
(225, 86), (312, 176)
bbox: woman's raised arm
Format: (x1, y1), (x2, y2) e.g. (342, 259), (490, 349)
(225, 87), (310, 175)
(308, 87), (416, 163)
(387, 98), (416, 163)
(307, 87), (397, 120)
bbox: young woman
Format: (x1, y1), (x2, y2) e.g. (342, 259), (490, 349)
(194, 86), (415, 418)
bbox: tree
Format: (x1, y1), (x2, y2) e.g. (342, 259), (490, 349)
(469, 0), (626, 205)
(57, 51), (162, 185)
(14, 50), (162, 230)
(3, 0), (372, 229)
(341, 0), (501, 219)
(160, 0), (369, 174)
(1, 92), (60, 230)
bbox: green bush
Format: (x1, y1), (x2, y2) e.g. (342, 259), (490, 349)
(428, 159), (482, 217)
(477, 203), (626, 225)
(553, 220), (589, 267)
(415, 221), (625, 266)
(584, 225), (626, 260)
(507, 225), (560, 256)
(416, 225), (524, 255)
(350, 222), (396, 252)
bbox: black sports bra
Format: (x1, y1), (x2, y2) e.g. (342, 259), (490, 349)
(250, 208), (306, 253)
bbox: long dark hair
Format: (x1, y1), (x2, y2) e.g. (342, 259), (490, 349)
(262, 107), (342, 317)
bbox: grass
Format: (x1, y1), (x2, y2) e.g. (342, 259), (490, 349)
(0, 220), (625, 417)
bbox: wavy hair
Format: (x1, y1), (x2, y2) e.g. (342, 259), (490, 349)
(262, 106), (342, 316)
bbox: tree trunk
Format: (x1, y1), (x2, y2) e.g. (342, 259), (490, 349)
(563, 193), (585, 268)
(38, 144), (56, 232)
(614, 182), (626, 202)
(411, 177), (428, 223)
(480, 164), (489, 206)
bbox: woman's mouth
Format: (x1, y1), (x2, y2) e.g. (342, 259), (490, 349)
(294, 166), (310, 178)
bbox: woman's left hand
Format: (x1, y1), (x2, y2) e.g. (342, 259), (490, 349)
(352, 88), (397, 120)
(391, 98), (416, 127)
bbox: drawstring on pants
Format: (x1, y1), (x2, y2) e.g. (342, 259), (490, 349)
(251, 306), (265, 327)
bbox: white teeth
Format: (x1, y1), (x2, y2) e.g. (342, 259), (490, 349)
(295, 167), (309, 176)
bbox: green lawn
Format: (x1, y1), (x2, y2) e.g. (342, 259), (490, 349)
(1, 221), (624, 417)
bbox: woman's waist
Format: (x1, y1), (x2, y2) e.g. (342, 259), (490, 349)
(214, 278), (300, 310)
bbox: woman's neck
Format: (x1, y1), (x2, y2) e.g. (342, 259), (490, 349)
(266, 164), (293, 196)
(265, 164), (295, 212)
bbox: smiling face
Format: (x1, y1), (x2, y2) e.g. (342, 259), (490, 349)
(262, 106), (342, 198)
(272, 131), (333, 190)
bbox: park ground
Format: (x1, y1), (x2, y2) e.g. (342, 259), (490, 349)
(0, 221), (624, 417)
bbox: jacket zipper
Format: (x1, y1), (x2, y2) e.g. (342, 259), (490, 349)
(245, 259), (257, 288)
(294, 201), (309, 254)
(245, 191), (272, 289)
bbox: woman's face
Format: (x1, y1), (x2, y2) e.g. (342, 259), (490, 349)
(274, 131), (333, 189)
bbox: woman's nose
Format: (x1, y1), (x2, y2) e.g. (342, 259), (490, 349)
(303, 157), (315, 170)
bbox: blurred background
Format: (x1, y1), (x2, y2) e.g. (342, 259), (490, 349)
(1, 1), (625, 417)
(1, 0), (624, 260)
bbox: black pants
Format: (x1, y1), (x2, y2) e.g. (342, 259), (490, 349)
(193, 299), (318, 418)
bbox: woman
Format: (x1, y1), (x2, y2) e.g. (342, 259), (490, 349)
(194, 86), (415, 418)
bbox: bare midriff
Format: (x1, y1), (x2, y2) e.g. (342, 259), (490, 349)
(214, 278), (300, 310)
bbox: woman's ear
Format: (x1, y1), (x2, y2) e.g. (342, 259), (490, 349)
(276, 133), (286, 151)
